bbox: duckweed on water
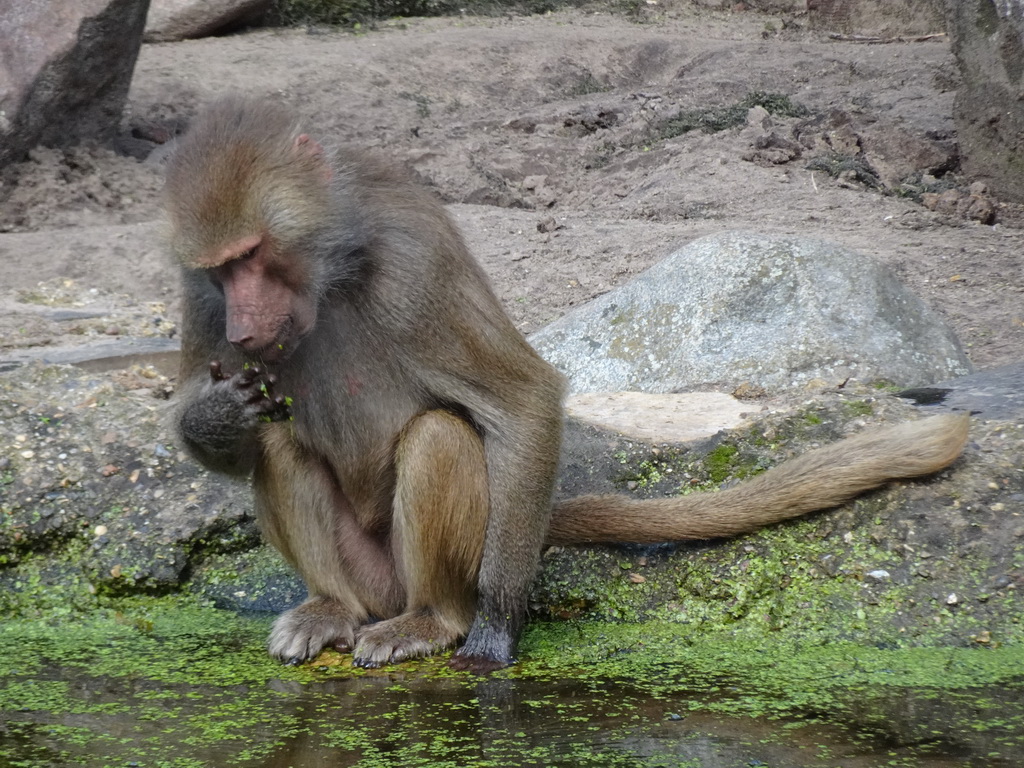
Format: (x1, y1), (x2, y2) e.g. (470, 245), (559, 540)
(1, 599), (1022, 767)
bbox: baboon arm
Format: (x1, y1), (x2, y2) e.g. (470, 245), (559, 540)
(547, 413), (969, 546)
(174, 270), (268, 476)
(453, 411), (562, 671)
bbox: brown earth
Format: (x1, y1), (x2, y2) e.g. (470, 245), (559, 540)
(0, 3), (1021, 375)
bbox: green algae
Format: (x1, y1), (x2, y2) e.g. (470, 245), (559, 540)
(1, 604), (309, 767)
(2, 394), (1021, 766)
(540, 400), (1024, 653)
(2, 601), (1022, 767)
(521, 622), (1024, 759)
(534, 498), (1024, 651)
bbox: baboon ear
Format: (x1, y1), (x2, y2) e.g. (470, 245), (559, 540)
(294, 134), (331, 179)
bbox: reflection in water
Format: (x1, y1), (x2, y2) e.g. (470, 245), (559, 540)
(253, 673), (1012, 768)
(2, 644), (1022, 767)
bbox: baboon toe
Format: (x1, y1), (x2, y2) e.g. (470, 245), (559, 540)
(268, 597), (359, 663)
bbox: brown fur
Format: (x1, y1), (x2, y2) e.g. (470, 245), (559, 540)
(168, 96), (970, 672)
(548, 412), (969, 545)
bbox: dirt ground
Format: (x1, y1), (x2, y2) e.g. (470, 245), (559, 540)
(1, 4), (1021, 376)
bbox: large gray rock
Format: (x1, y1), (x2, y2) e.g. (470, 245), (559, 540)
(946, 0), (1024, 202)
(145, 0), (271, 43)
(529, 232), (972, 394)
(0, 0), (150, 168)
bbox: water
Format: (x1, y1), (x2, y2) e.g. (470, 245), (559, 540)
(2, 663), (1020, 767)
(1, 612), (1021, 767)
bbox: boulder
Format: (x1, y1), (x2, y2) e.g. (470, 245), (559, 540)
(946, 0), (1024, 202)
(565, 391), (752, 444)
(0, 0), (150, 168)
(145, 0), (272, 42)
(529, 232), (972, 394)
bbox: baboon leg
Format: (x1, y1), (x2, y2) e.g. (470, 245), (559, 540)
(353, 410), (489, 667)
(259, 424), (402, 664)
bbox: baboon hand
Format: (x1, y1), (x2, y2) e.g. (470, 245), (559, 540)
(208, 360), (292, 423)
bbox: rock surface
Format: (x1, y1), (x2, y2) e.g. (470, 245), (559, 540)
(4, 358), (1022, 651)
(566, 391), (753, 443)
(530, 231), (973, 394)
(907, 361), (1024, 422)
(145, 0), (272, 42)
(947, 0), (1024, 202)
(0, 2), (1021, 668)
(0, 0), (149, 167)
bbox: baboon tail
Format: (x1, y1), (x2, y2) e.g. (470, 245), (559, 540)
(546, 413), (969, 546)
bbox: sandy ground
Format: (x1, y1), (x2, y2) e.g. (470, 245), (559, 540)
(0, 5), (1021, 376)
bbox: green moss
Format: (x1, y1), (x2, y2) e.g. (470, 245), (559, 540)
(398, 89), (432, 118)
(616, 453), (680, 488)
(705, 443), (739, 484)
(535, 475), (1024, 649)
(194, 545), (290, 589)
(0, 547), (100, 617)
(693, 439), (768, 488)
(844, 399), (875, 418)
